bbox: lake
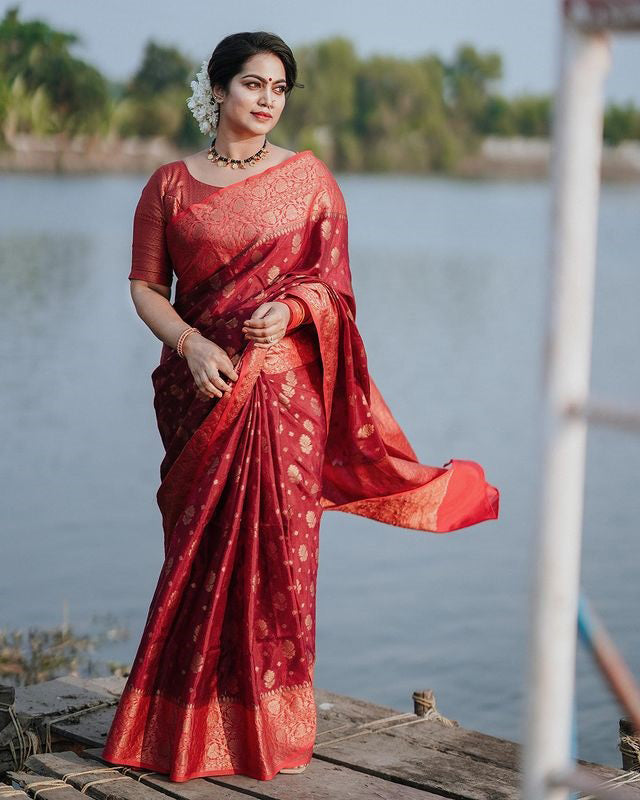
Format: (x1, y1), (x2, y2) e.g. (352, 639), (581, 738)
(0, 167), (638, 768)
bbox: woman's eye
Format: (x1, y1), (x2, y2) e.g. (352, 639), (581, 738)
(245, 82), (285, 92)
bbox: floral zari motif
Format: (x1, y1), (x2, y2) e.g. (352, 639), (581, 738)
(102, 151), (499, 782)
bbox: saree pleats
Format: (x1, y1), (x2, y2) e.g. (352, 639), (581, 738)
(103, 150), (499, 782)
(103, 330), (326, 780)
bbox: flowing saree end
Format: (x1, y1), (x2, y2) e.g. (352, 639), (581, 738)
(436, 457), (500, 531)
(320, 457), (500, 533)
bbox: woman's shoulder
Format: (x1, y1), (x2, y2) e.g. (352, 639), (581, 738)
(145, 159), (185, 191)
(301, 152), (347, 212)
(301, 149), (337, 182)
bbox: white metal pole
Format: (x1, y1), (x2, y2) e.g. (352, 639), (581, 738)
(522, 12), (611, 800)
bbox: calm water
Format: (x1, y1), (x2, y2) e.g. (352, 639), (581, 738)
(1, 168), (638, 768)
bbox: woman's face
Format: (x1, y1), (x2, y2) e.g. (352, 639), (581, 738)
(214, 52), (288, 137)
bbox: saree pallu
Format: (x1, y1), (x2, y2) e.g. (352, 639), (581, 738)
(102, 151), (499, 782)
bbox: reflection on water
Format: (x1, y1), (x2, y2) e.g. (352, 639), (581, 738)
(0, 171), (637, 767)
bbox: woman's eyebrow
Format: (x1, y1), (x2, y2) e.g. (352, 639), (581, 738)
(241, 73), (287, 84)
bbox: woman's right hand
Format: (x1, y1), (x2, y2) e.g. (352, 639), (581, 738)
(182, 333), (239, 399)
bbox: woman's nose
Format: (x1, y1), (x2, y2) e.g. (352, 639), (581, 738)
(259, 87), (275, 105)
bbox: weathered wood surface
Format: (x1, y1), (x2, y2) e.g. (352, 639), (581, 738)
(0, 774), (30, 800)
(315, 688), (521, 799)
(312, 687), (633, 792)
(17, 753), (177, 800)
(11, 676), (120, 720)
(8, 769), (92, 800)
(0, 677), (118, 774)
(1, 677), (637, 800)
(47, 749), (443, 800)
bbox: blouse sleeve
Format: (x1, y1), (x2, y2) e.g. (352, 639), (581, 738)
(128, 168), (174, 288)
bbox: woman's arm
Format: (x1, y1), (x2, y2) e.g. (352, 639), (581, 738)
(130, 279), (190, 349)
(128, 171), (238, 399)
(130, 279), (238, 398)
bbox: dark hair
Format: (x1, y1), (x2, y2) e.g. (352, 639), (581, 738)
(207, 31), (303, 103)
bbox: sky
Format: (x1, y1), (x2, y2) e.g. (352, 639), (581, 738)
(4, 0), (640, 104)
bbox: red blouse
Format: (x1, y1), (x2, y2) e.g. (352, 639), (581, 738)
(129, 159), (310, 333)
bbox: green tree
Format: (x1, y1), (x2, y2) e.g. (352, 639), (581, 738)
(0, 5), (109, 138)
(480, 93), (551, 137)
(113, 41), (202, 146)
(444, 43), (502, 148)
(127, 41), (194, 98)
(603, 101), (640, 145)
(281, 36), (358, 167)
(354, 53), (458, 171)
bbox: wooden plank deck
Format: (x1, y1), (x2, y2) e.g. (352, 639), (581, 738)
(1, 676), (637, 800)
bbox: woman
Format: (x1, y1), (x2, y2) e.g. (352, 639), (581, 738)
(101, 31), (499, 783)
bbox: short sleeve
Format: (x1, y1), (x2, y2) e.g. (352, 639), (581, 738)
(128, 168), (173, 288)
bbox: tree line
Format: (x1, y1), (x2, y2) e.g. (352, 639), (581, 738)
(1, 5), (639, 173)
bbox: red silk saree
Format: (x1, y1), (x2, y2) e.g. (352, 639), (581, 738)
(102, 150), (499, 782)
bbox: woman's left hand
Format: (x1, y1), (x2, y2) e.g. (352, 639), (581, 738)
(242, 301), (290, 348)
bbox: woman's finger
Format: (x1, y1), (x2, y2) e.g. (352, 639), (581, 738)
(208, 369), (233, 392)
(247, 331), (284, 343)
(243, 318), (282, 333)
(243, 304), (285, 330)
(195, 380), (219, 399)
(221, 358), (239, 381)
(244, 321), (285, 340)
(203, 365), (232, 393)
(197, 370), (222, 397)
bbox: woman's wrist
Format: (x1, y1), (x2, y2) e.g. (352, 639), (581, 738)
(279, 297), (307, 331)
(277, 300), (293, 329)
(176, 326), (200, 357)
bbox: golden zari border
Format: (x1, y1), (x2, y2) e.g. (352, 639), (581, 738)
(103, 679), (316, 782)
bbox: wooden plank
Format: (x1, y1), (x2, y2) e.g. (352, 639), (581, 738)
(0, 774), (30, 800)
(312, 688), (639, 798)
(314, 687), (521, 798)
(82, 747), (444, 799)
(316, 687), (520, 767)
(30, 677), (124, 750)
(0, 677), (119, 773)
(13, 676), (119, 719)
(23, 752), (207, 800)
(7, 770), (89, 800)
(315, 728), (520, 800)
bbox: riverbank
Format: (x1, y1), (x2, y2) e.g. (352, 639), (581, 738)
(2, 133), (639, 181)
(457, 135), (640, 181)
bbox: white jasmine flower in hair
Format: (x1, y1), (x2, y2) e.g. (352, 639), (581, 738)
(186, 59), (217, 135)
